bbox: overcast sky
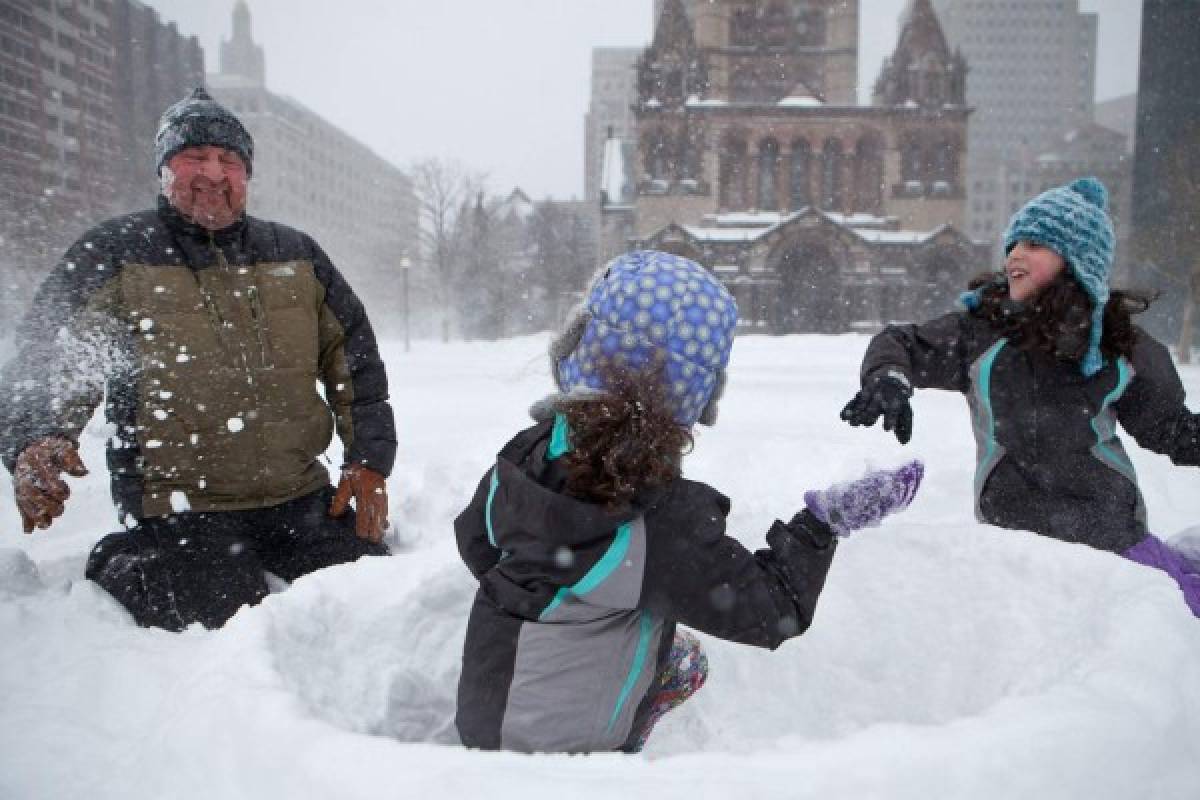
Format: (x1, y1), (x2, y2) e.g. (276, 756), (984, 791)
(143, 0), (1141, 201)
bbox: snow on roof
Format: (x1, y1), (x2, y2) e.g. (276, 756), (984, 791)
(706, 210), (786, 227)
(853, 228), (936, 244)
(682, 226), (762, 242)
(823, 211), (896, 228)
(685, 97), (728, 108)
(777, 94), (823, 107)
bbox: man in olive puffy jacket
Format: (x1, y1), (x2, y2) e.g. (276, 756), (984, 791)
(0, 88), (396, 631)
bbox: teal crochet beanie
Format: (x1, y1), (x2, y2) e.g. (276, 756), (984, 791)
(1001, 176), (1115, 377)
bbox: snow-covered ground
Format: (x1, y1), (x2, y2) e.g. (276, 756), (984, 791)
(3, 333), (1200, 799)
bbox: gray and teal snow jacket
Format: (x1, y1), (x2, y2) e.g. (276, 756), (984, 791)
(0, 196), (396, 521)
(454, 413), (836, 753)
(861, 311), (1200, 552)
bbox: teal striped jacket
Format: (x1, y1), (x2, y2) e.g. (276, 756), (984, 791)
(454, 413), (836, 753)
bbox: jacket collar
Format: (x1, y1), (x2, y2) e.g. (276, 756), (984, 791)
(155, 194), (247, 245)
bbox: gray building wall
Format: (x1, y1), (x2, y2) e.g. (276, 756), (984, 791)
(584, 47), (640, 207)
(205, 4), (416, 326)
(1131, 0), (1200, 342)
(931, 0), (1098, 260)
(0, 0), (193, 318)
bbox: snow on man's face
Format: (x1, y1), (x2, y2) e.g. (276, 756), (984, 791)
(1005, 240), (1066, 303)
(162, 145), (248, 231)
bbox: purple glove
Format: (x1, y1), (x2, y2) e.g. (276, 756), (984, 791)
(804, 460), (924, 537)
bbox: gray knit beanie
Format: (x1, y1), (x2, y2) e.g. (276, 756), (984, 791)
(155, 87), (254, 176)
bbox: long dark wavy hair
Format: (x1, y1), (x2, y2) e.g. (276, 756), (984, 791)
(552, 366), (693, 510)
(966, 270), (1155, 362)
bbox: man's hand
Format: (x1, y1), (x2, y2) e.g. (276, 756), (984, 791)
(330, 464), (388, 543)
(840, 370), (914, 445)
(14, 437), (88, 533)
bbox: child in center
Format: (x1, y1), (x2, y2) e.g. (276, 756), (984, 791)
(454, 250), (922, 753)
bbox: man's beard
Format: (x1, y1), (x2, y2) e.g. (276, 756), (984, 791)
(185, 183), (238, 229)
(162, 168), (245, 231)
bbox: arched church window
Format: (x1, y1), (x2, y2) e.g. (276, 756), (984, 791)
(932, 141), (958, 186)
(762, 3), (790, 47)
(731, 8), (757, 46)
(757, 138), (780, 210)
(645, 130), (673, 181)
(789, 139), (811, 208)
(719, 136), (749, 210)
(821, 139), (844, 210)
(854, 135), (884, 213)
(794, 3), (824, 46)
(901, 140), (923, 183)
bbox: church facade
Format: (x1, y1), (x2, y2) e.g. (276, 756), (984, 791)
(600, 0), (989, 332)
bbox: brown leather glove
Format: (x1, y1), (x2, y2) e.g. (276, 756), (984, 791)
(329, 464), (388, 543)
(13, 437), (88, 534)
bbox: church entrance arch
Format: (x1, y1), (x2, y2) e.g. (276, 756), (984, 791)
(771, 238), (845, 333)
(916, 249), (963, 317)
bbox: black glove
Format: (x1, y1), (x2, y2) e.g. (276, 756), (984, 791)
(840, 370), (914, 444)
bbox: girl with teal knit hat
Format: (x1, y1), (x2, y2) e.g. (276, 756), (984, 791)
(454, 250), (923, 753)
(841, 176), (1200, 618)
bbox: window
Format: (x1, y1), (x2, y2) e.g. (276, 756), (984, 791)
(821, 139), (844, 209)
(756, 139), (780, 210)
(789, 140), (811, 208)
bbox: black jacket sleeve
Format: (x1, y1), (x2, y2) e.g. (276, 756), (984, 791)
(860, 312), (972, 392)
(454, 467), (503, 579)
(639, 482), (837, 650)
(0, 227), (123, 472)
(307, 232), (398, 477)
(1116, 331), (1200, 466)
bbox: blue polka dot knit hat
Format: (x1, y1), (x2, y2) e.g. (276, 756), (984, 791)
(1002, 176), (1116, 377)
(552, 250), (738, 427)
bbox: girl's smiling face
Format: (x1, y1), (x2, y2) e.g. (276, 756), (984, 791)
(1006, 240), (1067, 303)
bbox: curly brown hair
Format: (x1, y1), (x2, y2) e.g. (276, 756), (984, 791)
(966, 271), (1154, 361)
(552, 366), (693, 511)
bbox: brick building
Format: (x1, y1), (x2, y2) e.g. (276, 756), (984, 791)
(600, 0), (986, 332)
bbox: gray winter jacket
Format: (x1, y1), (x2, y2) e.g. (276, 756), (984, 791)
(454, 413), (836, 753)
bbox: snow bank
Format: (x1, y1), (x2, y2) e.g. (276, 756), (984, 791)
(2, 334), (1199, 799)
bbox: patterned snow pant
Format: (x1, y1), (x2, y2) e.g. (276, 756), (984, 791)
(625, 629), (709, 753)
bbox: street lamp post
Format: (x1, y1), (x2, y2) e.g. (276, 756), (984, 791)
(399, 255), (412, 353)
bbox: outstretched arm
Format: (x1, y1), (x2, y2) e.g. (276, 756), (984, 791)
(638, 484), (837, 650)
(843, 312), (974, 443)
(1117, 333), (1200, 466)
(860, 311), (972, 391)
(0, 236), (121, 473)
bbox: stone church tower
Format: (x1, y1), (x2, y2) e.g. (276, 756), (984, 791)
(220, 0), (265, 86)
(601, 0), (984, 332)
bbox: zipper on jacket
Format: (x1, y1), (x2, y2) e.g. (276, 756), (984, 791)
(210, 233), (255, 380)
(246, 283), (275, 369)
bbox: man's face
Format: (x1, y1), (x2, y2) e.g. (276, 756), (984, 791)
(162, 145), (248, 231)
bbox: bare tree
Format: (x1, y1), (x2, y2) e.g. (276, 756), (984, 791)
(527, 201), (596, 327)
(409, 158), (485, 341)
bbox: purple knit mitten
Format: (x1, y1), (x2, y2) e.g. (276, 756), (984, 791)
(803, 460), (924, 537)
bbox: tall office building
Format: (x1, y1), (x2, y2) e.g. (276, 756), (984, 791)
(110, 0), (205, 210)
(207, 1), (418, 322)
(1131, 0), (1200, 340)
(583, 47), (639, 207)
(0, 0), (200, 319)
(928, 0), (1098, 255)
